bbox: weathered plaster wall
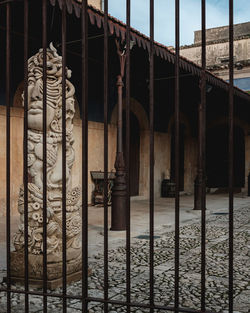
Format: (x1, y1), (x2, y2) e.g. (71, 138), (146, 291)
(0, 106), (24, 217)
(194, 22), (250, 44)
(180, 38), (250, 67)
(138, 130), (197, 197)
(154, 132), (171, 197)
(0, 107), (198, 217)
(72, 119), (117, 205)
(88, 0), (102, 9)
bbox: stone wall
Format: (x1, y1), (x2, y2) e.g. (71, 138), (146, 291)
(0, 106), (199, 216)
(88, 0), (102, 9)
(0, 106), (24, 217)
(194, 22), (250, 44)
(72, 119), (117, 205)
(180, 38), (250, 67)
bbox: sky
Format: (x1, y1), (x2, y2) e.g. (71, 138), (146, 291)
(107, 0), (250, 46)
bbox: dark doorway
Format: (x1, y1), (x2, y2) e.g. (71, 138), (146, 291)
(170, 124), (185, 191)
(123, 112), (140, 196)
(206, 125), (245, 188)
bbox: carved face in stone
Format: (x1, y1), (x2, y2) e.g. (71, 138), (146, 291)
(27, 80), (57, 131)
(26, 42), (75, 132)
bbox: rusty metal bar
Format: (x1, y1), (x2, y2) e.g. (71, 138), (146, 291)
(228, 0), (234, 312)
(86, 297), (217, 313)
(0, 286), (217, 313)
(174, 0), (180, 311)
(23, 0), (29, 311)
(125, 0), (131, 312)
(149, 0), (155, 312)
(5, 2), (11, 312)
(42, 0), (48, 311)
(201, 0), (206, 311)
(81, 0), (88, 311)
(103, 0), (109, 312)
(61, 1), (67, 312)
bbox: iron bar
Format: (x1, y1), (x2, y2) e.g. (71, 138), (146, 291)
(149, 0), (154, 312)
(81, 0), (89, 311)
(42, 0), (48, 311)
(201, 0), (207, 311)
(86, 297), (217, 313)
(5, 2), (11, 312)
(125, 0), (131, 312)
(61, 1), (67, 312)
(103, 0), (109, 312)
(174, 0), (180, 311)
(23, 0), (29, 311)
(0, 288), (217, 313)
(228, 0), (234, 312)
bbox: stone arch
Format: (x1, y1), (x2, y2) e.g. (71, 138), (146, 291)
(110, 98), (149, 130)
(167, 112), (191, 137)
(110, 98), (149, 197)
(207, 117), (249, 135)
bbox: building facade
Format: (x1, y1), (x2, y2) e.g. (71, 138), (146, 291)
(180, 22), (250, 92)
(88, 0), (102, 10)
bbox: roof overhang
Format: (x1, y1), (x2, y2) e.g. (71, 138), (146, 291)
(50, 0), (250, 102)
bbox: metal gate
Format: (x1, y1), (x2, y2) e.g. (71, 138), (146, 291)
(0, 0), (242, 312)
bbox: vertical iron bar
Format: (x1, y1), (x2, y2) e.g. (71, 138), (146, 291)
(23, 0), (29, 313)
(174, 0), (180, 311)
(42, 0), (48, 311)
(81, 0), (88, 311)
(149, 0), (154, 312)
(126, 0), (131, 312)
(201, 0), (206, 311)
(23, 0), (29, 311)
(6, 2), (11, 312)
(103, 0), (109, 312)
(61, 1), (67, 312)
(228, 0), (234, 312)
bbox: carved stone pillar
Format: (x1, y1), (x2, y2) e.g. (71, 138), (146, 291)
(10, 44), (82, 288)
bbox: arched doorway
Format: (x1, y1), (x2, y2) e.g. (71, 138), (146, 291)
(170, 124), (185, 191)
(123, 112), (140, 196)
(206, 125), (245, 188)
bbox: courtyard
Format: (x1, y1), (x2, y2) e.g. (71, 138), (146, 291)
(0, 194), (249, 312)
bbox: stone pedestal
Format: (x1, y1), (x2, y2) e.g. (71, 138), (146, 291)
(10, 251), (82, 289)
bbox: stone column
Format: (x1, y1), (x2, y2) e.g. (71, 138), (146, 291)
(11, 44), (82, 289)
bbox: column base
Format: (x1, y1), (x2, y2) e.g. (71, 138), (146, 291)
(8, 250), (90, 289)
(8, 271), (86, 290)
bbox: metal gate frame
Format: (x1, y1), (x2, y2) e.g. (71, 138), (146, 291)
(0, 0), (236, 312)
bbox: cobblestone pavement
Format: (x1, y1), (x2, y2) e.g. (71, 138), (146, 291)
(0, 206), (249, 313)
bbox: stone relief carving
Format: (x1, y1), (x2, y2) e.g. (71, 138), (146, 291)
(12, 43), (82, 281)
